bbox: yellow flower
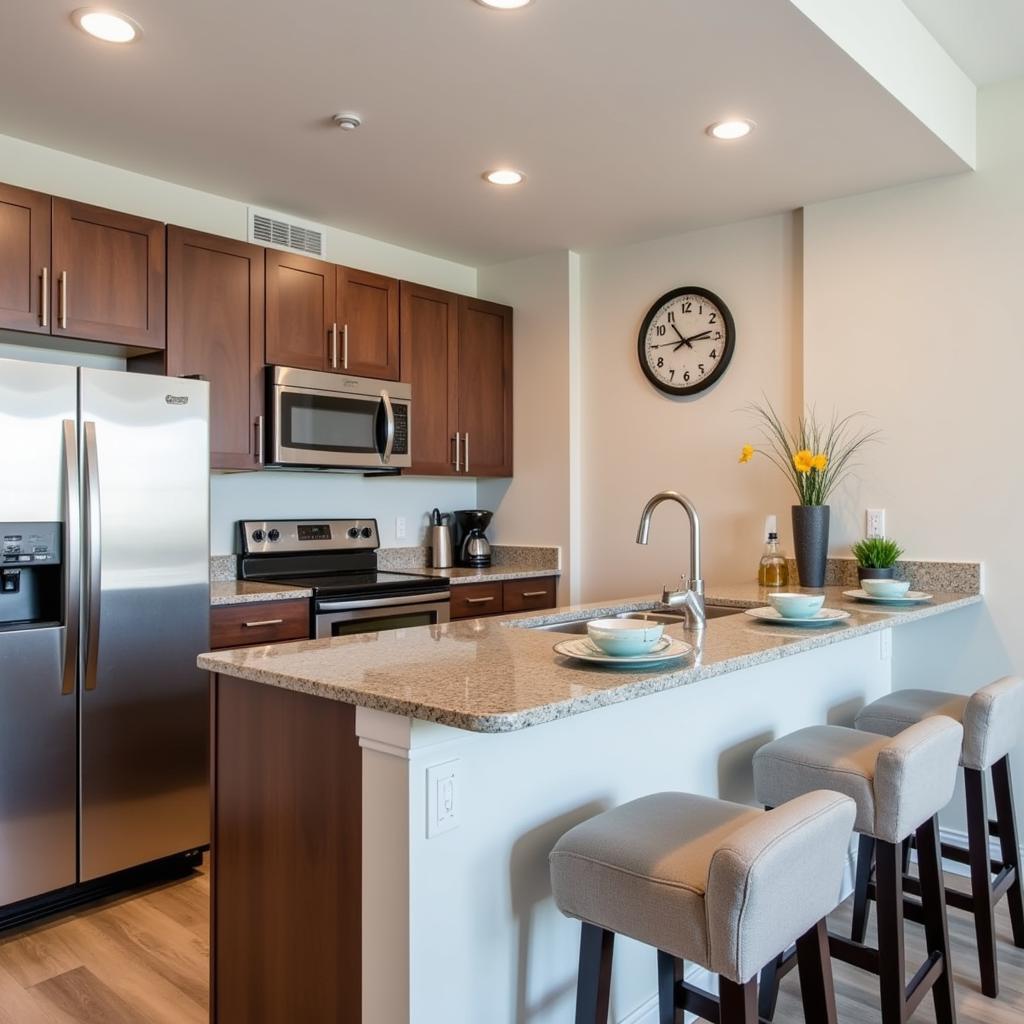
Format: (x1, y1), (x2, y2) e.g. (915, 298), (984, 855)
(739, 444), (755, 464)
(793, 449), (814, 474)
(811, 452), (828, 472)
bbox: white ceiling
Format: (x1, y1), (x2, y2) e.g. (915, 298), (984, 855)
(0, 0), (970, 265)
(903, 0), (1024, 85)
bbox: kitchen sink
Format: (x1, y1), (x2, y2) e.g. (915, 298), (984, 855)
(528, 605), (743, 634)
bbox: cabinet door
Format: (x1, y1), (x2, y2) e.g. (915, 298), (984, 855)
(265, 250), (334, 371)
(0, 183), (50, 333)
(456, 296), (513, 477)
(51, 198), (165, 348)
(337, 266), (399, 380)
(400, 282), (458, 475)
(167, 227), (265, 470)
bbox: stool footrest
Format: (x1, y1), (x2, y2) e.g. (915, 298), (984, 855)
(905, 952), (944, 1019)
(827, 933), (881, 974)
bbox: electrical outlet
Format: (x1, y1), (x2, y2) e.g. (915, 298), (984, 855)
(395, 516), (407, 540)
(879, 628), (892, 661)
(866, 509), (886, 539)
(426, 760), (459, 838)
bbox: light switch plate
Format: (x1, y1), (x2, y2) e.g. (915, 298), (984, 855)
(396, 516), (407, 540)
(426, 759), (459, 838)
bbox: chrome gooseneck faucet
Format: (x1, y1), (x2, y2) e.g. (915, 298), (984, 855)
(636, 490), (706, 629)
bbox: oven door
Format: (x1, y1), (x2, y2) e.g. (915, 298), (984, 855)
(316, 592), (451, 639)
(269, 369), (411, 470)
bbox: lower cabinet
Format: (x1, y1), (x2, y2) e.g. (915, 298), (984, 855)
(449, 576), (557, 620)
(210, 599), (311, 650)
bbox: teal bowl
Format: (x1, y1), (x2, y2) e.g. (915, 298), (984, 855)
(587, 618), (664, 656)
(767, 592), (825, 619)
(861, 578), (911, 598)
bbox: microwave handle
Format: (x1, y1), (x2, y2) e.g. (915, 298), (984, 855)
(380, 390), (396, 465)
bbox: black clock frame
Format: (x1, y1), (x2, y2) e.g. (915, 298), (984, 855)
(637, 285), (736, 396)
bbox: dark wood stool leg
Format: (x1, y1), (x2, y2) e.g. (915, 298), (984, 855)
(875, 839), (908, 1024)
(851, 833), (876, 943)
(757, 952), (784, 1021)
(965, 766), (999, 997)
(992, 755), (1024, 948)
(576, 923), (614, 1024)
(795, 918), (838, 1024)
(719, 977), (758, 1024)
(657, 951), (682, 1024)
(916, 814), (958, 1024)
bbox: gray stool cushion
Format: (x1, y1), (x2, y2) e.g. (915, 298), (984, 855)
(855, 677), (1024, 771)
(753, 718), (963, 844)
(549, 790), (855, 984)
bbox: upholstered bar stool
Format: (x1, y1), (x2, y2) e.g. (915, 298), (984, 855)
(854, 676), (1024, 997)
(549, 790), (856, 1024)
(753, 716), (963, 1024)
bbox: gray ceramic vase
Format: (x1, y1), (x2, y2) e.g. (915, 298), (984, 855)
(792, 504), (830, 589)
(858, 566), (895, 583)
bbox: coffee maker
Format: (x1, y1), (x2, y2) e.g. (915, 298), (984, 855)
(452, 510), (493, 568)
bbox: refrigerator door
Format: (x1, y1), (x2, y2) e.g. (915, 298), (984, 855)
(0, 358), (79, 903)
(79, 369), (210, 880)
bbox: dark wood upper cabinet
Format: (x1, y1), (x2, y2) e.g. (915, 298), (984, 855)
(264, 250), (334, 371)
(337, 266), (399, 380)
(166, 227), (265, 471)
(456, 296), (513, 477)
(400, 282), (458, 476)
(51, 198), (165, 349)
(0, 183), (50, 334)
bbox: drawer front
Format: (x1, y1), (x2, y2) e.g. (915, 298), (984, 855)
(210, 599), (311, 649)
(450, 582), (503, 619)
(502, 576), (557, 613)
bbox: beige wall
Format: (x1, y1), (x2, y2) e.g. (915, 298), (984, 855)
(578, 213), (803, 601)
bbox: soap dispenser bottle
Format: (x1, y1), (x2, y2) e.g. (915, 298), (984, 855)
(758, 515), (790, 588)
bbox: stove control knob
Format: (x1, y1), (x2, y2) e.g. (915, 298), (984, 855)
(360, 527), (374, 539)
(267, 529), (280, 542)
(347, 527), (360, 540)
(251, 529), (266, 543)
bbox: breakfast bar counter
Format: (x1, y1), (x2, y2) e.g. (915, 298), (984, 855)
(200, 584), (981, 1024)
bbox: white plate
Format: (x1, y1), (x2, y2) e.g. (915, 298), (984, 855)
(844, 589), (933, 605)
(744, 606), (851, 626)
(553, 636), (693, 668)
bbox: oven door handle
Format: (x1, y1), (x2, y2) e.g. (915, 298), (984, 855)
(318, 591), (451, 612)
(380, 389), (395, 465)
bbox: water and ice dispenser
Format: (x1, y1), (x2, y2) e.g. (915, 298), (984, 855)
(0, 523), (62, 629)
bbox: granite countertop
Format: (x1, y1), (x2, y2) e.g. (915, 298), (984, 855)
(417, 565), (561, 584)
(198, 584), (981, 733)
(210, 581), (313, 607)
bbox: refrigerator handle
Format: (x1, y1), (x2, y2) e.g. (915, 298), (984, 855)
(61, 420), (80, 696)
(83, 421), (102, 692)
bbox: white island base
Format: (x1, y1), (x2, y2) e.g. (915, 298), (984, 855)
(359, 630), (891, 1024)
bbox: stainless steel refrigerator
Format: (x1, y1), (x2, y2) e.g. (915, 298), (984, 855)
(0, 356), (209, 910)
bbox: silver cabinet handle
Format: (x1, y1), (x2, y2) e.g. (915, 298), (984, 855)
(41, 267), (49, 328)
(83, 421), (101, 692)
(380, 390), (395, 465)
(453, 432), (461, 472)
(464, 432), (470, 474)
(59, 271), (68, 329)
(465, 596), (495, 604)
(255, 415), (264, 465)
(343, 323), (349, 369)
(61, 420), (80, 696)
(330, 323), (339, 369)
(243, 619), (284, 628)
(520, 591), (548, 598)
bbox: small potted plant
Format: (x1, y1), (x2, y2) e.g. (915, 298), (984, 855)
(851, 537), (904, 582)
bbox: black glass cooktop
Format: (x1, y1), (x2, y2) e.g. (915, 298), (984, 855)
(246, 569), (447, 601)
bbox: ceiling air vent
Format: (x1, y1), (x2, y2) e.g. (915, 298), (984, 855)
(248, 207), (326, 259)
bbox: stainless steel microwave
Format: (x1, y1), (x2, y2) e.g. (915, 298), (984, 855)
(266, 366), (411, 470)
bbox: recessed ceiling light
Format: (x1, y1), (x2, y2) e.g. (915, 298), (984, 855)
(707, 119), (755, 141)
(483, 169), (525, 186)
(475, 0), (534, 8)
(71, 8), (141, 43)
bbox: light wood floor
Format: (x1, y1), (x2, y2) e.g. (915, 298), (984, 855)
(0, 865), (1020, 1022)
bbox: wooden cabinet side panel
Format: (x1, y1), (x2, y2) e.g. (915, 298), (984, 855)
(212, 677), (361, 1024)
(166, 227), (265, 470)
(0, 182), (50, 333)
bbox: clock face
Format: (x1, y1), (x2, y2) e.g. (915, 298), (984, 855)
(637, 286), (735, 396)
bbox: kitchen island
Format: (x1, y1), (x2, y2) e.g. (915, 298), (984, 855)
(199, 585), (980, 1024)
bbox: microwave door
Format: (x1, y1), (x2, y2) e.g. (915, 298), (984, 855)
(272, 385), (383, 469)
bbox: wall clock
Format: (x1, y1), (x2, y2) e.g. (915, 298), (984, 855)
(637, 286), (735, 396)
